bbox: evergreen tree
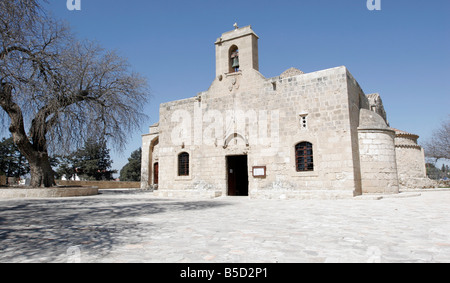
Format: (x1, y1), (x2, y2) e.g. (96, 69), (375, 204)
(54, 154), (78, 180)
(55, 138), (117, 181)
(0, 137), (30, 179)
(120, 148), (142, 181)
(74, 138), (117, 181)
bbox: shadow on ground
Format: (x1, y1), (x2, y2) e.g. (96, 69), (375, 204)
(0, 194), (230, 262)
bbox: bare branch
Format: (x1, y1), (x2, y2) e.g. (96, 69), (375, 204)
(424, 115), (450, 162)
(1, 0), (149, 187)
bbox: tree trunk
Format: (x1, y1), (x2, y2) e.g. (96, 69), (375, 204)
(29, 152), (55, 188)
(1, 83), (55, 188)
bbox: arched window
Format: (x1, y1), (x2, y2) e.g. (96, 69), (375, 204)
(229, 45), (239, 73)
(178, 152), (189, 176)
(295, 142), (314, 172)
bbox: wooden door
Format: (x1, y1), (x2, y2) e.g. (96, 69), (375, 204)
(153, 162), (159, 185)
(227, 155), (248, 196)
(228, 161), (237, 196)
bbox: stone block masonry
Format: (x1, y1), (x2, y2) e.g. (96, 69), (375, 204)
(141, 25), (432, 199)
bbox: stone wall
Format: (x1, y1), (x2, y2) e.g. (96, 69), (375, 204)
(394, 130), (435, 189)
(0, 187), (99, 199)
(357, 109), (399, 194)
(140, 25), (426, 199)
(345, 69), (368, 197)
(358, 129), (399, 194)
(215, 25), (259, 76)
(148, 66), (362, 199)
(57, 180), (140, 189)
(141, 124), (159, 190)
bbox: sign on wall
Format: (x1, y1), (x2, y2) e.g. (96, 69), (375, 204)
(252, 166), (266, 178)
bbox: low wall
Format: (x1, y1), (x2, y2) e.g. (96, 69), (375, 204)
(0, 175), (6, 186)
(0, 187), (99, 199)
(56, 180), (141, 189)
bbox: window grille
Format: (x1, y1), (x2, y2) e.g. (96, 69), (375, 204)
(178, 152), (189, 176)
(295, 142), (314, 172)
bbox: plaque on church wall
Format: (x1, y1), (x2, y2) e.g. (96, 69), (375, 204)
(252, 166), (266, 178)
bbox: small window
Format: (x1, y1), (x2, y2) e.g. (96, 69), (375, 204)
(295, 142), (314, 172)
(301, 116), (307, 128)
(299, 113), (308, 129)
(178, 152), (189, 176)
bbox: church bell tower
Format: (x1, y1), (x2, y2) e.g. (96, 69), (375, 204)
(215, 24), (259, 77)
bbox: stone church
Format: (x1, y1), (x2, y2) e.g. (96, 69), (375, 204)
(141, 25), (432, 199)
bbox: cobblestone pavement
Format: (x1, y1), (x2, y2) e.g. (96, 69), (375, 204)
(0, 190), (449, 263)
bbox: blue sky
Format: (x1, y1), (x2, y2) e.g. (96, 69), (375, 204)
(44, 0), (449, 172)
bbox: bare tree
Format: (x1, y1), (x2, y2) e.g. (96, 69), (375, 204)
(424, 116), (450, 162)
(1, 1), (149, 187)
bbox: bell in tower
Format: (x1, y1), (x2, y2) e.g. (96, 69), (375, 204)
(231, 49), (240, 72)
(215, 25), (259, 77)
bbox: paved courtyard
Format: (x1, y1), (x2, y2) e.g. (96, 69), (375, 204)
(0, 189), (449, 263)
